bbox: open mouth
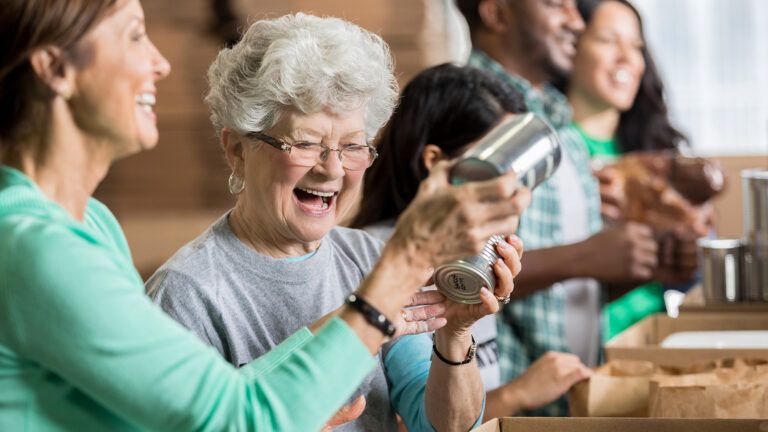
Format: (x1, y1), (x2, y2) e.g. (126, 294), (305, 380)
(293, 186), (338, 213)
(611, 69), (632, 85)
(135, 92), (156, 115)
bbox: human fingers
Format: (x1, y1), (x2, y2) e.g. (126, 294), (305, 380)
(397, 317), (447, 337)
(563, 364), (593, 384)
(496, 239), (522, 277)
(478, 286), (500, 315)
(401, 303), (446, 322)
(406, 290), (445, 307)
(323, 396), (367, 431)
(601, 203), (623, 221)
(505, 234), (524, 259)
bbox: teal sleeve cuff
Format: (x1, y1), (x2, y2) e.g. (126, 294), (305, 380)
(241, 327), (314, 380)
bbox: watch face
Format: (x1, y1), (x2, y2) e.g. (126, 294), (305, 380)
(468, 337), (478, 362)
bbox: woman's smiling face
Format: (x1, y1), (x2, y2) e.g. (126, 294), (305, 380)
(69, 0), (171, 158)
(239, 108), (369, 246)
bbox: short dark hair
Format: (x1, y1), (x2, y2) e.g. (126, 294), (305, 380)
(576, 0), (687, 152)
(456, 0), (484, 33)
(351, 63), (527, 228)
(0, 0), (117, 157)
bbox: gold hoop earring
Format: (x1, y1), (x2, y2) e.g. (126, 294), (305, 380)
(228, 172), (245, 195)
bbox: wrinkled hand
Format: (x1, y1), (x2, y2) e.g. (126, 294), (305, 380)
(394, 290), (448, 338)
(594, 167), (625, 221)
(442, 235), (524, 334)
(507, 352), (592, 411)
(388, 161), (531, 272)
(321, 395), (366, 432)
(582, 222), (658, 284)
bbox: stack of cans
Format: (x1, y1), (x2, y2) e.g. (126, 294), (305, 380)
(742, 169), (768, 302)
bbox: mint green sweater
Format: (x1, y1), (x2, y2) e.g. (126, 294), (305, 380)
(0, 166), (375, 431)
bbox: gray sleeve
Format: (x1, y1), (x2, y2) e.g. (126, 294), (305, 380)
(146, 269), (232, 362)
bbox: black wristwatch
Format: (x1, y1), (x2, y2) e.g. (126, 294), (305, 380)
(432, 334), (477, 366)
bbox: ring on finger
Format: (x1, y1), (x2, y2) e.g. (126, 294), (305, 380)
(495, 294), (511, 305)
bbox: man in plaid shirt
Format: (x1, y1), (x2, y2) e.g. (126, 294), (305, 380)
(456, 0), (659, 416)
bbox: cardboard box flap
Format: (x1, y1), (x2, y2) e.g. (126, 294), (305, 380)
(479, 417), (768, 431)
(606, 313), (768, 367)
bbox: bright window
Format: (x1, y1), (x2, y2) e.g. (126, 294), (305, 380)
(634, 0), (768, 156)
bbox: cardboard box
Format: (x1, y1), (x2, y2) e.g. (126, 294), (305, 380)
(605, 313), (768, 367)
(476, 417), (768, 431)
(569, 360), (654, 417)
(678, 285), (768, 314)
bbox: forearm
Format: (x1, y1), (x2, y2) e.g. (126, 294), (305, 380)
(346, 243), (432, 353)
(512, 242), (590, 299)
(483, 383), (525, 421)
(425, 328), (484, 431)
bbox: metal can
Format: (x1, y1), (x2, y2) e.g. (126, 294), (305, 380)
(742, 169), (768, 302)
(434, 113), (562, 304)
(698, 238), (744, 304)
(434, 235), (505, 304)
(449, 112), (561, 189)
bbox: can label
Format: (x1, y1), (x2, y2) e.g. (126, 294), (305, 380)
(434, 235), (504, 304)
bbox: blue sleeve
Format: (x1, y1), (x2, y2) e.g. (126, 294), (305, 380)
(384, 333), (486, 432)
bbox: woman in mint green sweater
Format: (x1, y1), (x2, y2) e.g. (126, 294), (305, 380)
(0, 1), (527, 430)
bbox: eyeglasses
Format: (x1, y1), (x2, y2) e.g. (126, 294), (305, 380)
(247, 131), (378, 171)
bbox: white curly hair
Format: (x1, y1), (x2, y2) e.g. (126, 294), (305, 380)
(205, 13), (399, 142)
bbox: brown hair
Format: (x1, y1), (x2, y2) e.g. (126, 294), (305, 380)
(0, 0), (117, 158)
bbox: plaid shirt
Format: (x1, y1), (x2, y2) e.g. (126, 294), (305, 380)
(468, 50), (603, 416)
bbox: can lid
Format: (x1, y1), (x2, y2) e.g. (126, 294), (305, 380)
(741, 168), (768, 180)
(434, 261), (494, 304)
(697, 238), (742, 249)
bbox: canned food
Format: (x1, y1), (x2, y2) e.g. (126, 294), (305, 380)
(434, 235), (504, 304)
(435, 113), (561, 304)
(698, 238), (743, 304)
(449, 113), (561, 189)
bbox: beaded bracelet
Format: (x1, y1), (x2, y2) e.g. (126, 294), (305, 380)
(345, 293), (396, 338)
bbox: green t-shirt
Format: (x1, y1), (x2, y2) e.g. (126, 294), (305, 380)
(572, 124), (665, 341)
(0, 165), (375, 431)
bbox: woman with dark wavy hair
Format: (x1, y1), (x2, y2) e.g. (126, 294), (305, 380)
(566, 0), (692, 338)
(569, 0), (687, 157)
(353, 63), (592, 421)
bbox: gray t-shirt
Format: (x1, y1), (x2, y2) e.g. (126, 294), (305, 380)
(146, 214), (397, 431)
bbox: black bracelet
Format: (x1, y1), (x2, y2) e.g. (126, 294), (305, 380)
(432, 334), (477, 366)
(345, 293), (396, 338)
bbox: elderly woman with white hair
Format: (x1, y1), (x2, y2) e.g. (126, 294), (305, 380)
(148, 13), (530, 431)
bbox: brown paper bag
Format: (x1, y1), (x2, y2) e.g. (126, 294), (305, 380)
(650, 360), (768, 418)
(570, 360), (655, 417)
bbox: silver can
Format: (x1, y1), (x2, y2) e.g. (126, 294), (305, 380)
(449, 112), (561, 189)
(698, 238), (744, 304)
(743, 231), (768, 302)
(742, 169), (768, 234)
(742, 169), (768, 302)
(434, 113), (562, 304)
